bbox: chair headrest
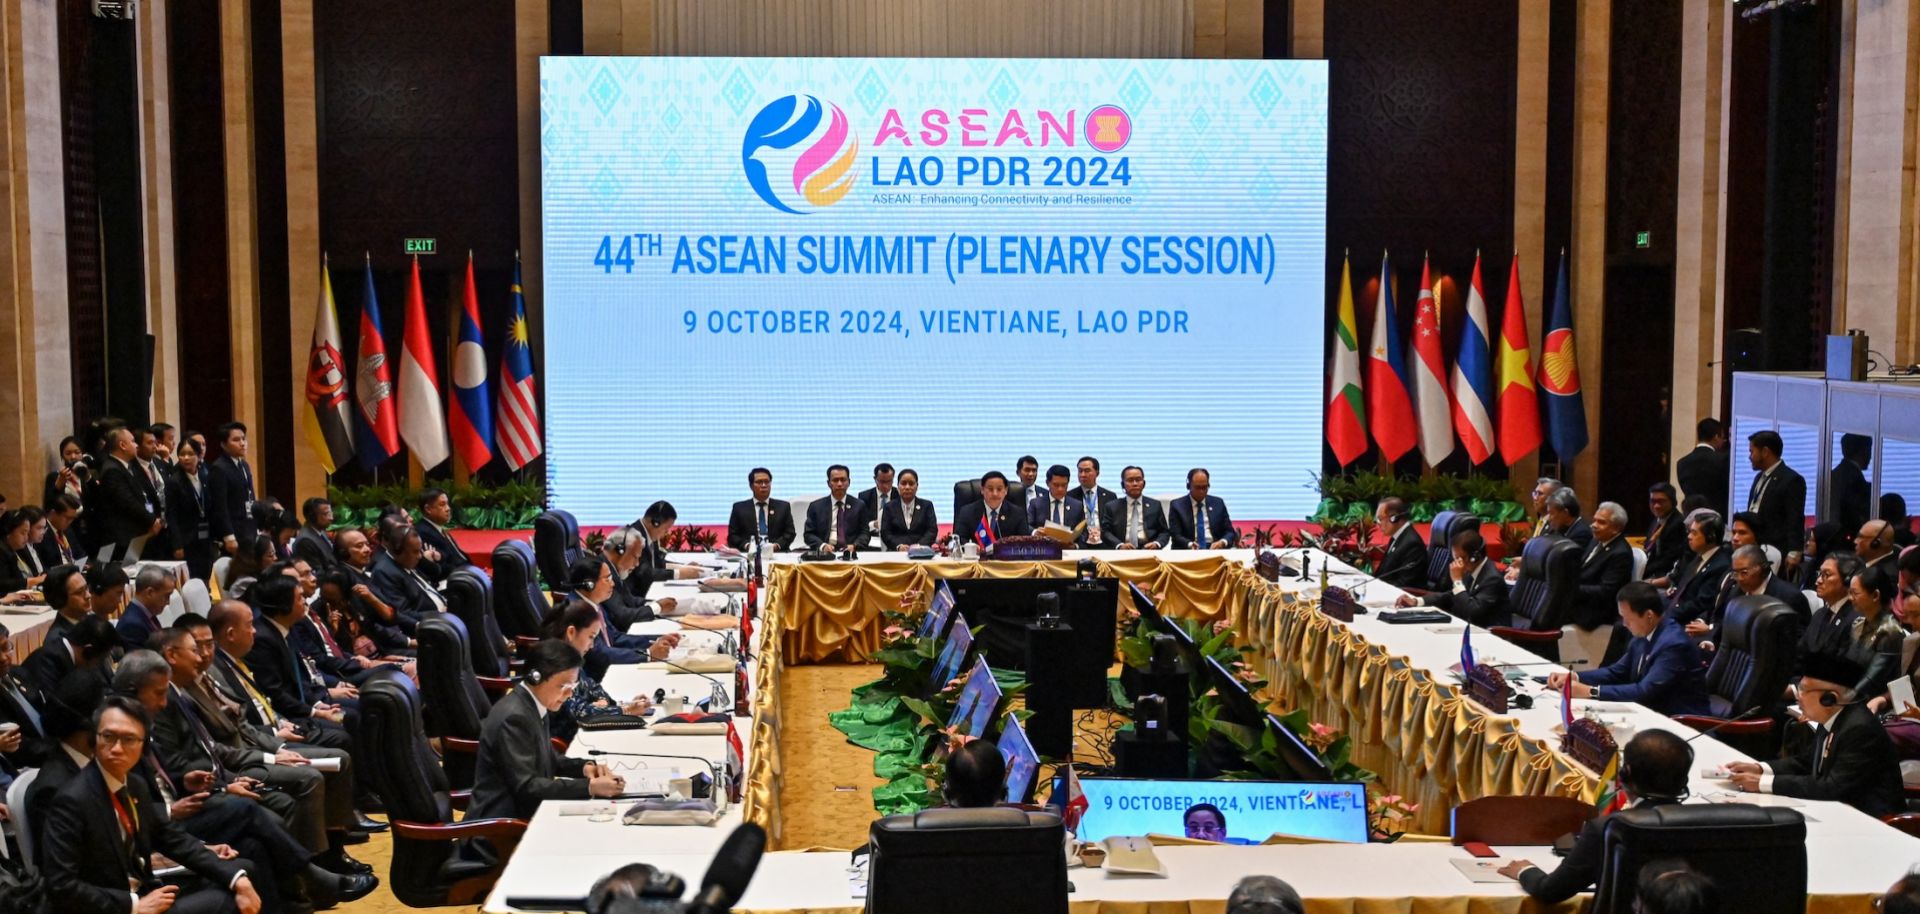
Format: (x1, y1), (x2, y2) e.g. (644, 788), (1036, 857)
(1608, 803), (1805, 835)
(875, 807), (1062, 834)
(1520, 534), (1571, 576)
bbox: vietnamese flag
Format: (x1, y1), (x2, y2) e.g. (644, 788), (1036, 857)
(1326, 253), (1368, 466)
(1365, 251), (1417, 462)
(1496, 253), (1542, 463)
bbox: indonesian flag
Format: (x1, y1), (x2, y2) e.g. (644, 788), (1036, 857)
(1411, 254), (1453, 465)
(1449, 254), (1498, 465)
(1326, 253), (1368, 466)
(1366, 252), (1417, 462)
(1496, 253), (1543, 464)
(398, 257), (452, 470)
(1060, 762), (1088, 832)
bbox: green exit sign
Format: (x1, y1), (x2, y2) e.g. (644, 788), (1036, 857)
(1634, 230), (1651, 249)
(404, 237), (437, 255)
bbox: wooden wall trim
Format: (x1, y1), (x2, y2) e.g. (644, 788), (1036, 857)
(1670, 0), (1728, 484)
(221, 0), (264, 473)
(1567, 0), (1609, 501)
(282, 0), (323, 497)
(139, 0), (180, 423)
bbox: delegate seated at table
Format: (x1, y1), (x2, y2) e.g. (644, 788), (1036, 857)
(1395, 531), (1506, 627)
(1101, 466), (1170, 550)
(1370, 497), (1427, 589)
(878, 469), (938, 550)
(1725, 653), (1905, 818)
(1547, 581), (1709, 717)
(1168, 469), (1235, 550)
(953, 472), (1031, 545)
(726, 467), (796, 552)
(469, 641), (625, 856)
(1497, 730), (1691, 902)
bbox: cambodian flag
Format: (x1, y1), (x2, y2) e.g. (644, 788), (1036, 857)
(448, 254), (493, 469)
(353, 258), (400, 469)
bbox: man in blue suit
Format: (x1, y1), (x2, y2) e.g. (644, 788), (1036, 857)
(1169, 468), (1236, 549)
(1027, 465), (1086, 532)
(116, 565), (175, 653)
(1549, 581), (1709, 717)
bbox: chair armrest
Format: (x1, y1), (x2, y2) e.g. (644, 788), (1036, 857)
(514, 635), (541, 650)
(476, 675), (513, 695)
(393, 817), (527, 842)
(444, 736), (480, 755)
(449, 789), (471, 811)
(551, 737), (569, 754)
(1904, 784), (1920, 800)
(1671, 715), (1774, 737)
(1490, 626), (1563, 644)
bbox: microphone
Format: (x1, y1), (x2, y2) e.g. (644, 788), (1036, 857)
(1272, 544), (1312, 578)
(655, 656), (731, 710)
(585, 749), (727, 812)
(688, 823), (767, 914)
(1682, 706), (1767, 743)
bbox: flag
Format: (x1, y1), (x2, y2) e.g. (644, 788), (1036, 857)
(1539, 251), (1589, 462)
(353, 259), (400, 469)
(1411, 254), (1453, 465)
(1365, 252), (1417, 462)
(1327, 253), (1368, 466)
(724, 719), (746, 804)
(448, 253), (493, 470)
(1496, 254), (1542, 463)
(741, 578), (756, 646)
(398, 256), (452, 470)
(495, 258), (544, 471)
(1590, 752), (1627, 815)
(1060, 762), (1088, 832)
(1561, 671), (1575, 732)
(303, 258), (355, 473)
(975, 513), (997, 547)
(1450, 254), (1497, 465)
(1459, 624), (1475, 675)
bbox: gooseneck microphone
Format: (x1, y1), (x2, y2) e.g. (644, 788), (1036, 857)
(1682, 706), (1767, 743)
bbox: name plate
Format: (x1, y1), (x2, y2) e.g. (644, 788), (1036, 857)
(1463, 663), (1509, 713)
(1319, 586), (1357, 622)
(1254, 551), (1281, 583)
(988, 536), (1064, 562)
(1561, 717), (1619, 775)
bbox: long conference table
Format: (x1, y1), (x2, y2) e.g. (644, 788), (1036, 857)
(485, 549), (1917, 914)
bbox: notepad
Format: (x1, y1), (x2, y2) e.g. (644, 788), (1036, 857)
(1450, 859), (1517, 883)
(1892, 676), (1917, 715)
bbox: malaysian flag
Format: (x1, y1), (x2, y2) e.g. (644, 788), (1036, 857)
(495, 256), (543, 470)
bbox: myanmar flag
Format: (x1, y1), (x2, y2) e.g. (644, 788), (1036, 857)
(1327, 253), (1368, 466)
(1496, 253), (1542, 464)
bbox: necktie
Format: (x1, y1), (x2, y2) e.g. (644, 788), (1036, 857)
(1086, 492), (1099, 531)
(1128, 500), (1142, 544)
(2, 681), (40, 736)
(310, 615), (345, 658)
(1749, 473), (1767, 511)
(173, 693), (230, 781)
(1195, 501), (1209, 546)
(111, 786), (139, 852)
(1053, 501), (1063, 526)
(598, 606), (615, 647)
(144, 753), (177, 805)
(1634, 641), (1649, 678)
(990, 510), (1000, 539)
(229, 656), (281, 723)
(240, 461), (255, 511)
(413, 570), (448, 611)
(831, 502), (843, 546)
(756, 504), (768, 538)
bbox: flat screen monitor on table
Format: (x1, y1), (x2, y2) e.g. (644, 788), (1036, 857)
(946, 656), (1003, 740)
(1200, 654), (1333, 781)
(918, 580), (958, 640)
(929, 612), (975, 693)
(997, 712), (1041, 804)
(1054, 776), (1369, 844)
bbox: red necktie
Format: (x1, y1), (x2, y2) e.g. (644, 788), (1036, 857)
(312, 617), (345, 658)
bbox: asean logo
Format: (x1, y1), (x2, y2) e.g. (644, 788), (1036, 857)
(1539, 328), (1581, 395)
(742, 95), (859, 214)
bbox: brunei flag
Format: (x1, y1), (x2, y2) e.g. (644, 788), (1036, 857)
(1326, 253), (1368, 466)
(1496, 253), (1542, 464)
(303, 258), (355, 473)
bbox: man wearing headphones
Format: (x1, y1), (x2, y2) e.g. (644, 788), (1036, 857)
(1371, 497), (1428, 589)
(1496, 730), (1694, 900)
(599, 526), (672, 630)
(1726, 653), (1904, 817)
(1860, 518), (1900, 574)
(1394, 530), (1506, 627)
(565, 556), (679, 668)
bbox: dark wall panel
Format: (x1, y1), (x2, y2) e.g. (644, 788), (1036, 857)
(253, 0), (294, 500)
(1323, 0), (1519, 476)
(167, 0), (235, 437)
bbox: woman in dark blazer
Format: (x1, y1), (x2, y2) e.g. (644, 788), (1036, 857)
(880, 468), (939, 550)
(166, 439), (215, 581)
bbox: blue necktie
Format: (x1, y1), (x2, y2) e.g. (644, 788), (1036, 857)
(1195, 502), (1208, 546)
(756, 504), (768, 538)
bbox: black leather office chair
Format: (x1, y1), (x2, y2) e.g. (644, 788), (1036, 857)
(1492, 535), (1579, 659)
(445, 566), (510, 678)
(416, 614), (505, 791)
(489, 540), (546, 639)
(1672, 595), (1799, 756)
(866, 808), (1067, 914)
(531, 509), (580, 591)
(1593, 805), (1806, 914)
(952, 479), (1027, 523)
(1423, 511), (1480, 589)
(359, 669), (526, 907)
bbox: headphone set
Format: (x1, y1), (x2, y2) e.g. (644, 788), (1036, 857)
(1868, 522), (1893, 551)
(526, 667), (543, 685)
(1619, 738), (1694, 803)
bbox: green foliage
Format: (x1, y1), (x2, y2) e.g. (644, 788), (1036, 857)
(1309, 470), (1526, 526)
(325, 480), (547, 530)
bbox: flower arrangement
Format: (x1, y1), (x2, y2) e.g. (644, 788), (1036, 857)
(326, 480), (547, 530)
(1312, 470), (1526, 525)
(1367, 788), (1421, 842)
(663, 525), (719, 552)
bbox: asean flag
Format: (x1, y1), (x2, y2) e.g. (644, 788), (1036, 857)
(1538, 251), (1589, 462)
(448, 253), (493, 470)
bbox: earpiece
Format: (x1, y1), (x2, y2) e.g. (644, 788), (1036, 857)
(1820, 690), (1839, 708)
(527, 668), (543, 685)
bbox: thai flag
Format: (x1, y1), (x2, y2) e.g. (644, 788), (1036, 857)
(448, 254), (492, 469)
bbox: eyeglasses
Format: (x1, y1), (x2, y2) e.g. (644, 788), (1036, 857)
(94, 730), (143, 748)
(1816, 568), (1838, 580)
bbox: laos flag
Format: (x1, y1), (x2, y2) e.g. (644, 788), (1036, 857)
(449, 254), (493, 469)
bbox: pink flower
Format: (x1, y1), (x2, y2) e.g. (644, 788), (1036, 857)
(1309, 722), (1335, 739)
(883, 626), (905, 638)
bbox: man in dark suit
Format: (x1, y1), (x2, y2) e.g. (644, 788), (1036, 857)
(37, 491), (83, 569)
(206, 421), (258, 558)
(240, 579), (357, 733)
(726, 467), (796, 551)
(953, 472), (1031, 545)
(84, 426), (162, 561)
(1857, 518), (1901, 575)
(117, 566), (176, 654)
(1541, 487), (1595, 550)
(1572, 501), (1634, 632)
(803, 464), (861, 551)
(413, 487), (470, 583)
(1396, 531), (1506, 626)
(1370, 497), (1427, 588)
(39, 695), (263, 914)
(1642, 483), (1689, 580)
(878, 469), (937, 551)
(1800, 552), (1863, 664)
(1552, 581), (1709, 716)
(1697, 545), (1812, 651)
(595, 527), (659, 630)
(21, 613), (116, 698)
(1498, 730), (1692, 901)
(369, 525), (449, 631)
(1027, 464), (1087, 533)
(563, 557), (675, 667)
(854, 463), (900, 551)
(468, 641), (621, 860)
(134, 426), (174, 560)
(1072, 457), (1120, 548)
(291, 498), (335, 571)
(1015, 456), (1041, 517)
(1728, 653), (1904, 817)
(1675, 417), (1730, 514)
(1103, 466), (1170, 550)
(1169, 468), (1236, 549)
(1831, 433), (1874, 536)
(1663, 511), (1730, 626)
(208, 600), (355, 760)
(0, 622), (48, 772)
(1744, 428), (1807, 557)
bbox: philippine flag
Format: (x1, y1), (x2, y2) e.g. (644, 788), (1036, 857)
(448, 253), (493, 470)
